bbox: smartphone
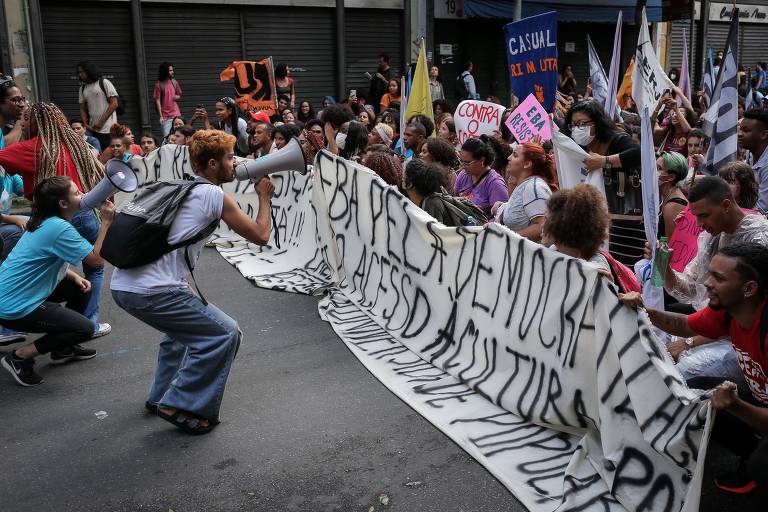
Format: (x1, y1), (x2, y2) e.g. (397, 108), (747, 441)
(350, 89), (357, 98)
(196, 104), (204, 109)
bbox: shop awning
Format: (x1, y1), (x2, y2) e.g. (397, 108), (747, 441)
(461, 0), (664, 23)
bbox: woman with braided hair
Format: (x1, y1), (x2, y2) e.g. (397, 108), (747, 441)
(0, 102), (111, 338)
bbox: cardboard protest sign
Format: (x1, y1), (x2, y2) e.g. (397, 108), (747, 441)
(668, 207), (704, 272)
(503, 12), (558, 111)
(453, 100), (505, 145)
(220, 58), (277, 115)
(668, 206), (757, 273)
(505, 94), (552, 143)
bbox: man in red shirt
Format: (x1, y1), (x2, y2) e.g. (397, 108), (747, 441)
(620, 242), (768, 496)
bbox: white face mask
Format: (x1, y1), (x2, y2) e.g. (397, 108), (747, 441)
(571, 125), (595, 146)
(335, 132), (347, 150)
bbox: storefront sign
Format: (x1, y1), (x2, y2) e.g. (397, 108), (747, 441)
(694, 2), (768, 23)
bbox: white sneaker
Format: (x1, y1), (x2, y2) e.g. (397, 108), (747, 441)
(92, 323), (112, 338)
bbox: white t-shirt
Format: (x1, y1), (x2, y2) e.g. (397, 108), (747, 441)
(78, 79), (119, 134)
(222, 118), (249, 155)
(110, 182), (224, 294)
(497, 176), (551, 231)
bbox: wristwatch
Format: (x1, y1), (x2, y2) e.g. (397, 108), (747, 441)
(684, 337), (694, 347)
(603, 156), (612, 170)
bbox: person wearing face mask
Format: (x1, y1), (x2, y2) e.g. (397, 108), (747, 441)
(656, 152), (689, 239)
(321, 104), (355, 156)
(564, 100), (642, 264)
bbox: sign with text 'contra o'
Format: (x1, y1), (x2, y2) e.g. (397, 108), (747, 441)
(453, 100), (505, 145)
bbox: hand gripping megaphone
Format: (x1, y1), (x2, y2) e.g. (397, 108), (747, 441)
(234, 137), (308, 181)
(79, 159), (139, 210)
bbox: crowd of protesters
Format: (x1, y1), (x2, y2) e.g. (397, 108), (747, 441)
(0, 50), (768, 502)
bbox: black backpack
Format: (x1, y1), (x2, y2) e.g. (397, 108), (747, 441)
(82, 78), (126, 116)
(102, 179), (218, 271)
(421, 192), (488, 227)
(455, 72), (469, 101)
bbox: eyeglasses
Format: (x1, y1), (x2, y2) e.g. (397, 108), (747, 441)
(5, 95), (25, 104)
(460, 158), (475, 165)
(569, 121), (594, 129)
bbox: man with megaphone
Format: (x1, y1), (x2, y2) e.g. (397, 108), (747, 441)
(0, 102), (116, 338)
(110, 129), (274, 436)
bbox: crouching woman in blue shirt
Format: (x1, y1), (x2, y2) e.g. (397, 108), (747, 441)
(0, 176), (114, 386)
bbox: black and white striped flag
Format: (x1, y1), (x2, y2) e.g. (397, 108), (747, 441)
(703, 12), (739, 175)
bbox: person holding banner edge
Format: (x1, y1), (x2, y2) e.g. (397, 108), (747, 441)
(563, 100), (643, 265)
(619, 242), (768, 496)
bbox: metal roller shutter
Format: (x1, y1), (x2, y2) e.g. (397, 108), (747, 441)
(345, 9), (403, 106)
(142, 3), (242, 131)
(40, 0), (140, 131)
(668, 20), (697, 71)
(740, 24), (764, 77)
(243, 7), (335, 112)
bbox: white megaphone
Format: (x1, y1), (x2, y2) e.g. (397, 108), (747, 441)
(79, 159), (139, 210)
(234, 137), (308, 181)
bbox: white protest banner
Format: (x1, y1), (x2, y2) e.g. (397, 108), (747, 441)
(631, 7), (673, 111)
(193, 149), (713, 512)
(453, 100), (505, 145)
(550, 122), (606, 196)
(505, 93), (552, 142)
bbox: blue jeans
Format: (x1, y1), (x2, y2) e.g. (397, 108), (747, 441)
(0, 217), (27, 262)
(112, 288), (241, 420)
(71, 209), (103, 326)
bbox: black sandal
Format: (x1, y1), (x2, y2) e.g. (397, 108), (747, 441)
(145, 401), (159, 414)
(156, 408), (219, 435)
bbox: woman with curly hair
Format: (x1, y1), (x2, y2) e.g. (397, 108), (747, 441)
(363, 150), (402, 187)
(542, 183), (611, 273)
(493, 142), (557, 242)
(419, 138), (459, 190)
(718, 161), (759, 210)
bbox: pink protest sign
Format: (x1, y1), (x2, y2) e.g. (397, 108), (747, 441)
(668, 206), (759, 272)
(453, 100), (505, 145)
(668, 207), (703, 272)
(505, 93), (553, 143)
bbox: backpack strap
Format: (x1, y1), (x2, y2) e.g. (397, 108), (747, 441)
(760, 302), (768, 356)
(181, 219), (219, 306)
(98, 78), (108, 98)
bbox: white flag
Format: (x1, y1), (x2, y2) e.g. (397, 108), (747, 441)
(677, 28), (691, 107)
(631, 7), (673, 112)
(586, 37), (620, 119)
(551, 122), (606, 196)
(640, 105), (664, 311)
(703, 13), (739, 175)
(605, 11), (623, 120)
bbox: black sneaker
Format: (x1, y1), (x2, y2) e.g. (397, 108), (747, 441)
(715, 460), (757, 494)
(50, 344), (97, 365)
(2, 353), (44, 386)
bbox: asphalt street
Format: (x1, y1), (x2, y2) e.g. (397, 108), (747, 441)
(0, 248), (763, 511)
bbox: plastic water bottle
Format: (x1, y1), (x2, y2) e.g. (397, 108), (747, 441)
(651, 236), (671, 288)
(466, 215), (476, 226)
